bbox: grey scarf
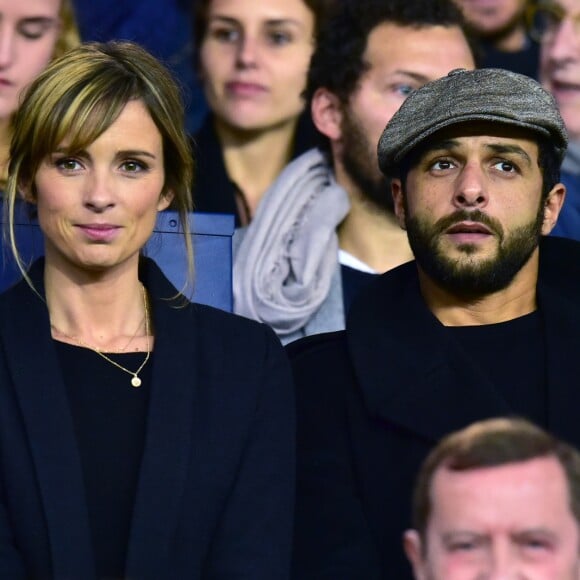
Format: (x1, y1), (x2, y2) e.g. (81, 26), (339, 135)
(233, 148), (350, 337)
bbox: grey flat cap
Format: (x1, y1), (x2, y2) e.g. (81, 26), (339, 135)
(377, 68), (568, 176)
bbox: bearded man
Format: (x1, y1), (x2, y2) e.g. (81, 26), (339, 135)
(287, 67), (580, 580)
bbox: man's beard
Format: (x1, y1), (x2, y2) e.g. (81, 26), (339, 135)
(405, 204), (545, 298)
(340, 108), (393, 213)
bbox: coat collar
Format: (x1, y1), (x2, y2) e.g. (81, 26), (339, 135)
(0, 258), (199, 578)
(346, 236), (580, 444)
(346, 261), (510, 443)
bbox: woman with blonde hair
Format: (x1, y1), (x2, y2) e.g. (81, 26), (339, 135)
(0, 0), (79, 186)
(0, 40), (294, 579)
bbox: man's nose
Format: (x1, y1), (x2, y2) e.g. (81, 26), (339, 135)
(452, 163), (489, 210)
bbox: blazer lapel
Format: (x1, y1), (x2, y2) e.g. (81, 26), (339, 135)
(347, 263), (512, 443)
(125, 262), (197, 579)
(0, 272), (95, 579)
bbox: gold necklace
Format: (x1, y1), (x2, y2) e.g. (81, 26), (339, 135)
(51, 285), (151, 388)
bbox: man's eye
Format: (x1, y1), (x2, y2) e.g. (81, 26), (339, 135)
(493, 160), (517, 172)
(431, 159), (455, 171)
(450, 541), (476, 551)
(395, 84), (414, 97)
(519, 534), (553, 552)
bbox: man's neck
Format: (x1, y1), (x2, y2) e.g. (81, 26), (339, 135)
(418, 252), (540, 327)
(337, 184), (414, 273)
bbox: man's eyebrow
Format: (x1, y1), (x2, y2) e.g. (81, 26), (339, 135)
(419, 140), (533, 166)
(441, 531), (487, 544)
(513, 527), (558, 537)
(391, 70), (431, 84)
(420, 138), (461, 156)
(484, 143), (532, 166)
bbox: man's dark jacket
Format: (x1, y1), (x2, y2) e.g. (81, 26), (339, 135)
(287, 235), (580, 580)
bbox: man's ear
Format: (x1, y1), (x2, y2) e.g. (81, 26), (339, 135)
(403, 530), (427, 580)
(541, 182), (566, 235)
(311, 87), (343, 141)
(391, 178), (406, 229)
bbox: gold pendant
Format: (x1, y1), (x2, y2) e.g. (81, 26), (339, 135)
(131, 376), (142, 388)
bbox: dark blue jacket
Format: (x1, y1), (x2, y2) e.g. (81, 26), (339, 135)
(0, 258), (294, 579)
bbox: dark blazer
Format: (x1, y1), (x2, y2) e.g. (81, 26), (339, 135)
(287, 236), (580, 580)
(0, 258), (295, 580)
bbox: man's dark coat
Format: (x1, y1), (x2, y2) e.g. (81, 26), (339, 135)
(288, 236), (580, 580)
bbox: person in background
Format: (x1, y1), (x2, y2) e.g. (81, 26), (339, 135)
(234, 0), (475, 344)
(0, 0), (79, 188)
(191, 0), (333, 226)
(0, 40), (294, 579)
(534, 0), (580, 240)
(405, 417), (580, 580)
(454, 0), (540, 78)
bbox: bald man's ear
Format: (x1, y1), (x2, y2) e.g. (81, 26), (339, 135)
(541, 182), (566, 235)
(311, 87), (343, 141)
(392, 178), (406, 230)
(403, 530), (427, 580)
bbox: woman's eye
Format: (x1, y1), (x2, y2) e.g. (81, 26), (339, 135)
(209, 26), (239, 43)
(55, 158), (82, 171)
(121, 160), (146, 173)
(267, 30), (292, 46)
(18, 21), (55, 40)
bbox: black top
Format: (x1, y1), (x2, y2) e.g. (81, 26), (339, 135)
(191, 112), (320, 226)
(55, 341), (152, 580)
(446, 310), (546, 426)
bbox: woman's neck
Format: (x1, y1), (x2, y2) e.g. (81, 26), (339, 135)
(45, 259), (150, 351)
(215, 117), (299, 218)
